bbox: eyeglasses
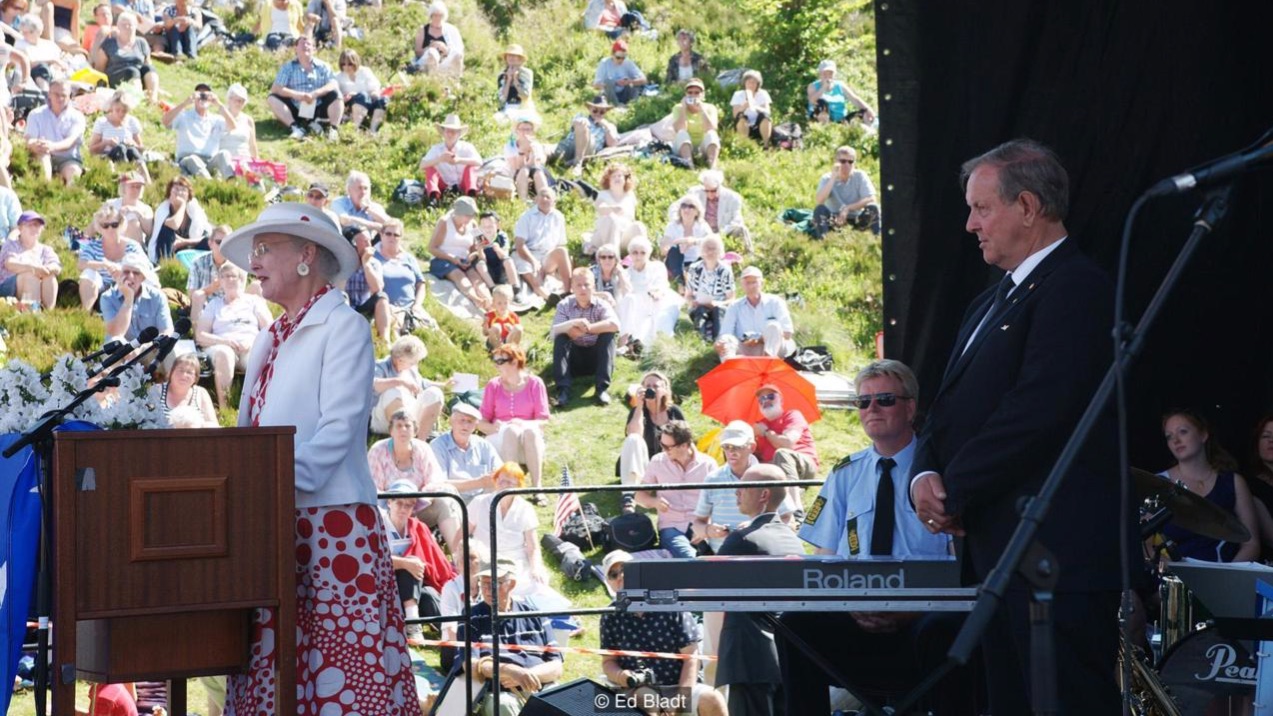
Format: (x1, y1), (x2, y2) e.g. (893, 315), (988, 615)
(381, 232), (401, 238)
(686, 90), (703, 96)
(492, 357), (511, 365)
(597, 255), (616, 260)
(757, 393), (779, 404)
(613, 53), (626, 60)
(852, 392), (912, 410)
(590, 109), (607, 116)
(307, 192), (326, 200)
(838, 158), (856, 164)
(250, 242), (286, 258)
(660, 440), (685, 451)
(100, 221), (121, 229)
(220, 273), (242, 280)
(120, 269), (144, 277)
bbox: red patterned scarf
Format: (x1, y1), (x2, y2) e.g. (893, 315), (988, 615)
(248, 285), (333, 426)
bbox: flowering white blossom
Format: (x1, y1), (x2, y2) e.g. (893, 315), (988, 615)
(0, 356), (169, 435)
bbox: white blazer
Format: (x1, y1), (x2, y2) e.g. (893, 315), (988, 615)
(237, 290), (377, 509)
(666, 186), (748, 234)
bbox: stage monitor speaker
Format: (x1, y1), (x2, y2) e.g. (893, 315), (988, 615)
(519, 678), (643, 716)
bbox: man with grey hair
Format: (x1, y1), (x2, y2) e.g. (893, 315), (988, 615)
(24, 79), (85, 185)
(910, 138), (1125, 712)
(331, 170), (390, 244)
(668, 169), (752, 252)
(812, 145), (880, 238)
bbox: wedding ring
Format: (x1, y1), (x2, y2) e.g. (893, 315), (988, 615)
(926, 519), (936, 527)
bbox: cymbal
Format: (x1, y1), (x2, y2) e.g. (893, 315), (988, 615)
(1132, 468), (1252, 544)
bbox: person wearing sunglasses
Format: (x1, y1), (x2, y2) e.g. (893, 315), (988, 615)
(780, 359), (974, 715)
(598, 549), (728, 716)
(752, 383), (820, 512)
(635, 420), (716, 559)
(667, 169), (753, 254)
(478, 344), (549, 503)
(593, 38), (646, 107)
(549, 94), (619, 174)
(100, 252), (172, 343)
(812, 144), (880, 238)
(76, 201), (153, 311)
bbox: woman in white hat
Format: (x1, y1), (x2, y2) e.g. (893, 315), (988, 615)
(217, 83), (260, 167)
(411, 0), (464, 76)
(218, 203), (418, 715)
(730, 69), (773, 144)
(806, 59), (875, 125)
(496, 43), (534, 120)
(419, 113), (482, 203)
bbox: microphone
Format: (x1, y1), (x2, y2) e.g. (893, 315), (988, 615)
(1147, 129), (1273, 196)
(144, 318), (192, 376)
(83, 339), (127, 365)
(95, 326), (160, 373)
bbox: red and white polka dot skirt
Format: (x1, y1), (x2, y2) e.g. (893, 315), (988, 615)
(227, 504), (419, 715)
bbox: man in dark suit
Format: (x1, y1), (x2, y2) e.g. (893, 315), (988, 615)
(910, 139), (1128, 713)
(715, 464), (803, 716)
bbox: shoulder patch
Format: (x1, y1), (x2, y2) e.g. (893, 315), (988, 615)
(832, 453), (855, 471)
(804, 495), (825, 526)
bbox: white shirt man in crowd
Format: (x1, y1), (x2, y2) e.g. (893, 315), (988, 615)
(513, 189), (572, 303)
(714, 266), (795, 360)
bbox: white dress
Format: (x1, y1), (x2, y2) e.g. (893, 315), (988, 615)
(617, 260), (682, 344)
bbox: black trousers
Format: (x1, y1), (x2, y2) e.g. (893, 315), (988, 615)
(778, 611), (976, 715)
(551, 332), (614, 393)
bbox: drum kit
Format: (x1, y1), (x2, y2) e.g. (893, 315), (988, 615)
(1124, 468), (1259, 715)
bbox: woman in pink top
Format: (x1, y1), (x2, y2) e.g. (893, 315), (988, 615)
(477, 343), (550, 504)
(367, 409), (462, 550)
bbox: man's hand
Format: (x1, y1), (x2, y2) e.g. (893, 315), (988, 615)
(119, 281), (136, 303)
(499, 663), (540, 692)
(911, 472), (963, 535)
(850, 611), (919, 634)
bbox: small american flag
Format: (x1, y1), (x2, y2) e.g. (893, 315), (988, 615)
(554, 466), (582, 537)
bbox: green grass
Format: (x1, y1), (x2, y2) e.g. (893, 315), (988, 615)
(2, 0), (883, 709)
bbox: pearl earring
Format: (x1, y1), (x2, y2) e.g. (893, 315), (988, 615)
(296, 262), (310, 276)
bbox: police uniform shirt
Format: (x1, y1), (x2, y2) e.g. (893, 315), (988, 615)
(798, 439), (950, 558)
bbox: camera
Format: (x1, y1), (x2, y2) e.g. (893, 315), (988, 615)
(685, 97), (698, 105)
(626, 668), (656, 688)
(643, 387), (656, 400)
(198, 92), (210, 100)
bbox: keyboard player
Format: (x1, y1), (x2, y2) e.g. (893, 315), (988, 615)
(779, 359), (975, 714)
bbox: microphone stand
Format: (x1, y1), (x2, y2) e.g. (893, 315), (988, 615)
(3, 375), (120, 716)
(892, 185), (1234, 715)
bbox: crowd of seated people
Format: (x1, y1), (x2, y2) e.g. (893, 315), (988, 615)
(0, 7), (900, 712)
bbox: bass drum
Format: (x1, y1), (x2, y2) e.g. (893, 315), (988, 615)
(1157, 627), (1255, 715)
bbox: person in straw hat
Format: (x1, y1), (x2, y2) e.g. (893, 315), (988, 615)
(730, 69), (773, 145)
(218, 202), (418, 714)
(419, 112), (481, 204)
(549, 94), (619, 174)
(496, 42), (535, 121)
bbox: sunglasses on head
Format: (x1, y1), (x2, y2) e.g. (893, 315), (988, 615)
(853, 392), (911, 410)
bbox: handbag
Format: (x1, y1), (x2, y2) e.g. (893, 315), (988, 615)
(608, 511), (656, 552)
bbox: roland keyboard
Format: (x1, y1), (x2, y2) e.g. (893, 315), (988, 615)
(617, 556), (978, 612)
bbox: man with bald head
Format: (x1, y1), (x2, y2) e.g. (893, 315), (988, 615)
(714, 464), (802, 716)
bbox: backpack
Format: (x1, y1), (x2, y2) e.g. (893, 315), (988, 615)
(771, 122), (804, 151)
(608, 511), (656, 552)
(393, 179), (426, 206)
(559, 502), (608, 551)
(787, 345), (834, 373)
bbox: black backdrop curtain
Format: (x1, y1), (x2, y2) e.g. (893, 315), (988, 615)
(877, 1), (1273, 470)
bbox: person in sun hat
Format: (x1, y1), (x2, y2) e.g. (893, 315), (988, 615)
(218, 202), (418, 715)
(496, 43), (535, 120)
(550, 94), (620, 172)
(100, 251), (172, 342)
(671, 77), (720, 170)
(593, 38), (646, 106)
(419, 113), (482, 203)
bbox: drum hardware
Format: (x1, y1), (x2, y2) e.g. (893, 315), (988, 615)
(1131, 468), (1252, 543)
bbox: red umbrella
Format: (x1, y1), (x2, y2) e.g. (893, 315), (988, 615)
(697, 356), (822, 425)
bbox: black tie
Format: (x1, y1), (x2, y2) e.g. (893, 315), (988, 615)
(987, 274), (1015, 320)
(870, 458), (896, 556)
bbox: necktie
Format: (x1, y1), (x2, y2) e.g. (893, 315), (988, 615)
(870, 458), (897, 556)
(963, 274), (1016, 353)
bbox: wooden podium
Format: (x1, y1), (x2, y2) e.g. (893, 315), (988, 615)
(51, 427), (297, 715)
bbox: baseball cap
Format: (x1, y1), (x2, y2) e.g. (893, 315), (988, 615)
(611, 39), (628, 54)
(601, 550), (633, 576)
(476, 552), (518, 579)
(194, 82), (213, 92)
(718, 420), (755, 447)
(307, 182), (330, 197)
(451, 402), (481, 420)
(17, 211), (44, 225)
(755, 383), (781, 397)
(118, 170), (146, 185)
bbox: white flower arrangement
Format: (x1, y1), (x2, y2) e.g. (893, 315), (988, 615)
(0, 356), (169, 435)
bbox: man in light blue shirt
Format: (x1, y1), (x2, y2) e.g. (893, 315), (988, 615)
(781, 359), (971, 715)
(430, 402), (501, 501)
(692, 419), (795, 553)
(592, 39), (646, 105)
(714, 266), (795, 360)
(100, 254), (173, 342)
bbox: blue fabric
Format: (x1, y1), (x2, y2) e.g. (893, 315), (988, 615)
(0, 420), (99, 714)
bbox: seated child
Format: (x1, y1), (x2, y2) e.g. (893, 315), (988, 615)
(484, 284), (522, 348)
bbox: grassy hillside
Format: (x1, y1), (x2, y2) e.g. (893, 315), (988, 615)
(3, 0), (881, 710)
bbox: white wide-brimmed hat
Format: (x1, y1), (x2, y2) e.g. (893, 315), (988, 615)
(435, 113), (469, 133)
(221, 202), (359, 283)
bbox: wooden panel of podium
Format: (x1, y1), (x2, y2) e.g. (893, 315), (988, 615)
(52, 427), (297, 715)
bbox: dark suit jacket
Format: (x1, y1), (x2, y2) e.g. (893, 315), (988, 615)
(715, 513), (804, 686)
(912, 240), (1132, 592)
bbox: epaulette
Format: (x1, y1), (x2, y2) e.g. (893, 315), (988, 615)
(830, 447), (871, 472)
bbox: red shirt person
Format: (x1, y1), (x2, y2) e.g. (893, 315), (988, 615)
(752, 384), (819, 513)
